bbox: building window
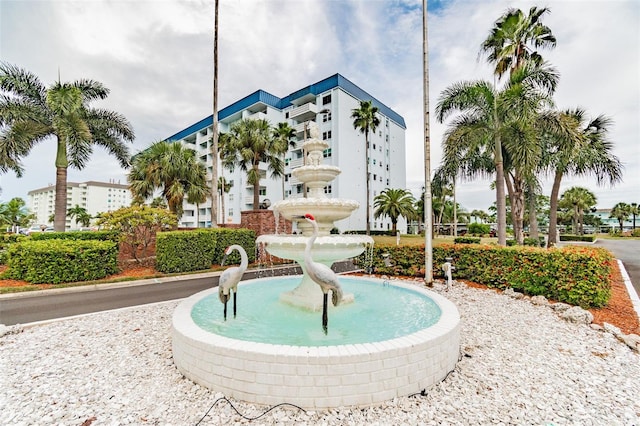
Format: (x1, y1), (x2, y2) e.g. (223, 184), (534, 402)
(373, 174), (377, 181)
(386, 164), (389, 171)
(324, 185), (332, 194)
(285, 158), (290, 166)
(296, 184), (303, 194)
(323, 148), (332, 158)
(259, 188), (266, 196)
(385, 119), (389, 127)
(322, 131), (332, 140)
(323, 112), (332, 122)
(229, 194), (234, 201)
(228, 208), (233, 217)
(373, 159), (376, 165)
(386, 179), (389, 185)
(322, 94), (331, 105)
(385, 135), (389, 142)
(373, 144), (376, 150)
(285, 112), (289, 119)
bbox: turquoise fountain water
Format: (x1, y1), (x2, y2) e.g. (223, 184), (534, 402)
(191, 276), (442, 346)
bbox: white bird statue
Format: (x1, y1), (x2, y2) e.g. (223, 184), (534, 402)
(297, 213), (343, 334)
(218, 244), (248, 320)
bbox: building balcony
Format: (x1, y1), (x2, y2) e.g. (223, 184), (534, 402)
(243, 111), (267, 121)
(289, 103), (319, 121)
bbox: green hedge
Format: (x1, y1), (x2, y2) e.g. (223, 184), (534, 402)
(156, 228), (255, 273)
(468, 223), (490, 235)
(560, 235), (595, 242)
(355, 244), (612, 308)
(453, 237), (481, 244)
(3, 239), (118, 284)
(30, 230), (119, 242)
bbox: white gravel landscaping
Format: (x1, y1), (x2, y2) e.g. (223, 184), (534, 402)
(1, 280), (639, 425)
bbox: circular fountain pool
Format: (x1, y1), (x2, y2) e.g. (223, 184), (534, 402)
(172, 275), (461, 409)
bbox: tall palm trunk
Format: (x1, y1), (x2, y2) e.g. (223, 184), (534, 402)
(365, 131), (371, 235)
(547, 170), (562, 247)
(54, 139), (69, 232)
(505, 172), (525, 244)
(253, 164), (260, 210)
(528, 193), (539, 240)
(54, 167), (68, 231)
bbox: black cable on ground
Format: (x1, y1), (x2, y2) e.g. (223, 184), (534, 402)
(195, 396), (307, 425)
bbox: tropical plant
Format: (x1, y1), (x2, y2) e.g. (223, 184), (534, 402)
(543, 109), (622, 246)
(0, 197), (34, 232)
(273, 121), (296, 200)
(436, 61), (557, 245)
(481, 6), (556, 80)
(97, 205), (177, 264)
(351, 100), (380, 235)
(0, 63), (134, 231)
(128, 141), (208, 220)
(558, 187), (597, 235)
(373, 188), (416, 235)
(224, 118), (287, 210)
(610, 202), (631, 233)
(149, 197), (168, 209)
(66, 204), (91, 227)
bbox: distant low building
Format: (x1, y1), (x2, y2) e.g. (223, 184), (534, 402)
(27, 181), (132, 230)
(591, 208), (634, 231)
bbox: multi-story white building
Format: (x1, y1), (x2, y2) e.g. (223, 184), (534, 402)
(166, 73), (407, 233)
(27, 180), (132, 230)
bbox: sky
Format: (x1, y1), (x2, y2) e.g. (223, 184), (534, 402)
(0, 0), (638, 212)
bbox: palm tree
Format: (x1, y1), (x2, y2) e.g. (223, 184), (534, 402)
(481, 6), (556, 80)
(436, 62), (557, 245)
(610, 202), (631, 233)
(128, 141), (208, 219)
(67, 204), (91, 227)
(149, 197), (168, 209)
(630, 203), (639, 230)
(273, 122), (296, 200)
(224, 118), (287, 210)
(351, 100), (380, 235)
(0, 197), (34, 232)
(543, 109), (622, 246)
(373, 188), (416, 235)
(558, 187), (596, 235)
(0, 63), (134, 231)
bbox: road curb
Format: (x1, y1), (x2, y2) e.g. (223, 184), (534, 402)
(618, 259), (640, 324)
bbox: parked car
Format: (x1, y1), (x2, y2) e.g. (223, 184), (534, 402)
(24, 225), (46, 235)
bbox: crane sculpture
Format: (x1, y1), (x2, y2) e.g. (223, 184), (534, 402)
(297, 213), (343, 334)
(218, 244), (248, 320)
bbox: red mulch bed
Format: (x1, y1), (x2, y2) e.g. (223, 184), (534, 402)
(1, 262), (638, 335)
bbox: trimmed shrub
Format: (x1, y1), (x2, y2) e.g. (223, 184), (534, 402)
(523, 236), (545, 247)
(3, 239), (118, 284)
(560, 235), (595, 242)
(30, 230), (119, 242)
(454, 237), (481, 244)
(355, 244), (612, 308)
(156, 228), (255, 273)
(468, 223), (490, 235)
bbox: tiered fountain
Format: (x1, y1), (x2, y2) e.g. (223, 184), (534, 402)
(172, 123), (461, 409)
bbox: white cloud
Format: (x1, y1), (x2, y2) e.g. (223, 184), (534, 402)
(0, 0), (638, 211)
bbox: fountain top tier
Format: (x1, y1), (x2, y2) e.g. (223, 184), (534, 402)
(273, 127), (360, 236)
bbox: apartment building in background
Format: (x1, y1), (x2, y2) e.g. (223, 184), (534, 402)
(165, 73), (407, 233)
(27, 180), (132, 230)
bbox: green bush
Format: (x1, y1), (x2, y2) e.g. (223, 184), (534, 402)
(468, 223), (490, 235)
(506, 239), (517, 246)
(156, 228), (255, 273)
(454, 237), (481, 244)
(3, 239), (118, 284)
(355, 244), (612, 308)
(30, 230), (119, 242)
(560, 235), (595, 242)
(523, 236), (545, 247)
(631, 229), (640, 237)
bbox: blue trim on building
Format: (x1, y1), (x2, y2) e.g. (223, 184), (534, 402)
(165, 73), (406, 141)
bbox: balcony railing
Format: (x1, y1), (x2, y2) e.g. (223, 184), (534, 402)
(288, 103), (318, 120)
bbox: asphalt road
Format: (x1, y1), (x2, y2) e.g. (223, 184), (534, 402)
(0, 261), (358, 326)
(593, 239), (640, 297)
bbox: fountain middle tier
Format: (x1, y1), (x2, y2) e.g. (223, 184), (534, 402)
(256, 234), (374, 310)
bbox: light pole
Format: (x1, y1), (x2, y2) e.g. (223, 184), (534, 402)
(422, 0), (433, 284)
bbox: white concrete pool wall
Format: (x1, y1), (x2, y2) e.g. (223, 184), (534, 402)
(172, 278), (461, 409)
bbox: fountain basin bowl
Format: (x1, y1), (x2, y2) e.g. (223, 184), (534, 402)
(257, 234), (373, 264)
(172, 277), (461, 409)
(274, 198), (360, 235)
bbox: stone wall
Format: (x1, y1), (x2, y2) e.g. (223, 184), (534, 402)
(241, 210), (291, 237)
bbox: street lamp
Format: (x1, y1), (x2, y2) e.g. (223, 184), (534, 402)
(260, 198), (271, 209)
